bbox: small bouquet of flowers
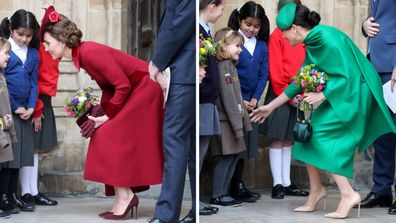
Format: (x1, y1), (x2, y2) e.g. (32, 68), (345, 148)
(64, 87), (99, 118)
(292, 64), (329, 111)
(199, 34), (216, 68)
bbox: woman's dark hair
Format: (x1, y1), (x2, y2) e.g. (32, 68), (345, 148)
(227, 1), (270, 42)
(277, 0), (301, 12)
(199, 0), (223, 10)
(0, 9), (40, 49)
(42, 14), (82, 48)
(294, 5), (321, 30)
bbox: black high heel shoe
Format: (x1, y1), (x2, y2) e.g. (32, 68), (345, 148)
(101, 195), (139, 220)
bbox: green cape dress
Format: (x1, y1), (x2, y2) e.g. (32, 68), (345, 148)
(284, 25), (396, 178)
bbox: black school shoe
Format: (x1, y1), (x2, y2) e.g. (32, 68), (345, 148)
(230, 182), (260, 202)
(284, 184), (309, 196)
(33, 193), (58, 206)
(210, 195), (241, 206)
(271, 184), (285, 199)
(9, 193), (34, 212)
(0, 209), (10, 219)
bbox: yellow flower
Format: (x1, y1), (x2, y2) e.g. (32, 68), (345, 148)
(203, 39), (210, 45)
(200, 48), (207, 55)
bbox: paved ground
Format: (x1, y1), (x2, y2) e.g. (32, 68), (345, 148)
(2, 197), (191, 223)
(3, 190), (396, 223)
(200, 190), (396, 223)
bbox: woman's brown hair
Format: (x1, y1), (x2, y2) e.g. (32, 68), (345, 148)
(42, 14), (82, 48)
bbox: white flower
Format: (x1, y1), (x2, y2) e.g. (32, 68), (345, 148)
(78, 96), (87, 102)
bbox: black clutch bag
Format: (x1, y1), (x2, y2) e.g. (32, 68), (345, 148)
(293, 100), (313, 142)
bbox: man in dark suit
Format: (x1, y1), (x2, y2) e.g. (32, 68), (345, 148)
(359, 0), (396, 215)
(148, 0), (196, 223)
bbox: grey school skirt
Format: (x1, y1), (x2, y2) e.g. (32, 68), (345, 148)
(199, 103), (221, 136)
(260, 86), (297, 141)
(2, 114), (34, 168)
(34, 94), (58, 152)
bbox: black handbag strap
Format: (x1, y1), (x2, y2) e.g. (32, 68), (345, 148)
(296, 99), (313, 123)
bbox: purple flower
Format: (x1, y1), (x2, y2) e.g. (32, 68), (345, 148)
(85, 92), (91, 98)
(72, 98), (79, 106)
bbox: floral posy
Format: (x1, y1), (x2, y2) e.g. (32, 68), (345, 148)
(64, 87), (99, 118)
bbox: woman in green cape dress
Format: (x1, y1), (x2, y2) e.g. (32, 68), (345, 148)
(250, 3), (396, 219)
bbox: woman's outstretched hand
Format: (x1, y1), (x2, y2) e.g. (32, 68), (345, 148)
(250, 105), (273, 123)
(88, 114), (109, 129)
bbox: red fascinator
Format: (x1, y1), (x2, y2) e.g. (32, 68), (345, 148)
(39, 6), (59, 42)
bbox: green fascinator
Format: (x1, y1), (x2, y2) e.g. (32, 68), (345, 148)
(276, 3), (297, 30)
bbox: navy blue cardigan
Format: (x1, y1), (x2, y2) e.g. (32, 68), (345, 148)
(236, 41), (268, 101)
(4, 48), (38, 111)
(199, 25), (219, 104)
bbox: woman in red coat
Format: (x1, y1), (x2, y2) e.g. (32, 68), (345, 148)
(40, 8), (164, 220)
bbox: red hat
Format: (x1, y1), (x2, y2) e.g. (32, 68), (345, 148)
(39, 6), (60, 41)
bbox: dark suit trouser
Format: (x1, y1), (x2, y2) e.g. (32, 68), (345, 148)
(372, 73), (396, 196)
(154, 84), (195, 223)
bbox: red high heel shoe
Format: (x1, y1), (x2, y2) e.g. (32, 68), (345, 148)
(101, 195), (139, 220)
(98, 211), (112, 217)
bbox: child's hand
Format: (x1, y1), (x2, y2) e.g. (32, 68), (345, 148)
(249, 98), (258, 109)
(244, 100), (252, 112)
(199, 68), (206, 84)
(32, 116), (42, 132)
(20, 108), (34, 120)
(15, 107), (26, 114)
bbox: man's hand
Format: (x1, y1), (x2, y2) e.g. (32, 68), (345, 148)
(363, 17), (380, 37)
(149, 61), (160, 82)
(391, 66), (396, 93)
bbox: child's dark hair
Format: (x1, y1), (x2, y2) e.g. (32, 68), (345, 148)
(227, 1), (270, 42)
(200, 0), (223, 10)
(294, 5), (321, 30)
(214, 27), (244, 61)
(0, 9), (40, 49)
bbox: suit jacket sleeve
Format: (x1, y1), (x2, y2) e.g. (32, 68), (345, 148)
(152, 0), (195, 70)
(81, 49), (132, 119)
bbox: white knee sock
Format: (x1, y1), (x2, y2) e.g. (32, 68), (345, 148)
(269, 148), (283, 186)
(282, 146), (292, 187)
(19, 166), (31, 196)
(30, 154), (39, 196)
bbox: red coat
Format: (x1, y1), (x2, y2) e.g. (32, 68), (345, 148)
(33, 43), (61, 118)
(268, 28), (305, 96)
(71, 42), (164, 193)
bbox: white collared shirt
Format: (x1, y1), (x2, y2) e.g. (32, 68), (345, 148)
(9, 37), (28, 64)
(239, 29), (257, 56)
(199, 20), (211, 37)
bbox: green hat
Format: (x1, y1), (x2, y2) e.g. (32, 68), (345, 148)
(276, 3), (297, 30)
